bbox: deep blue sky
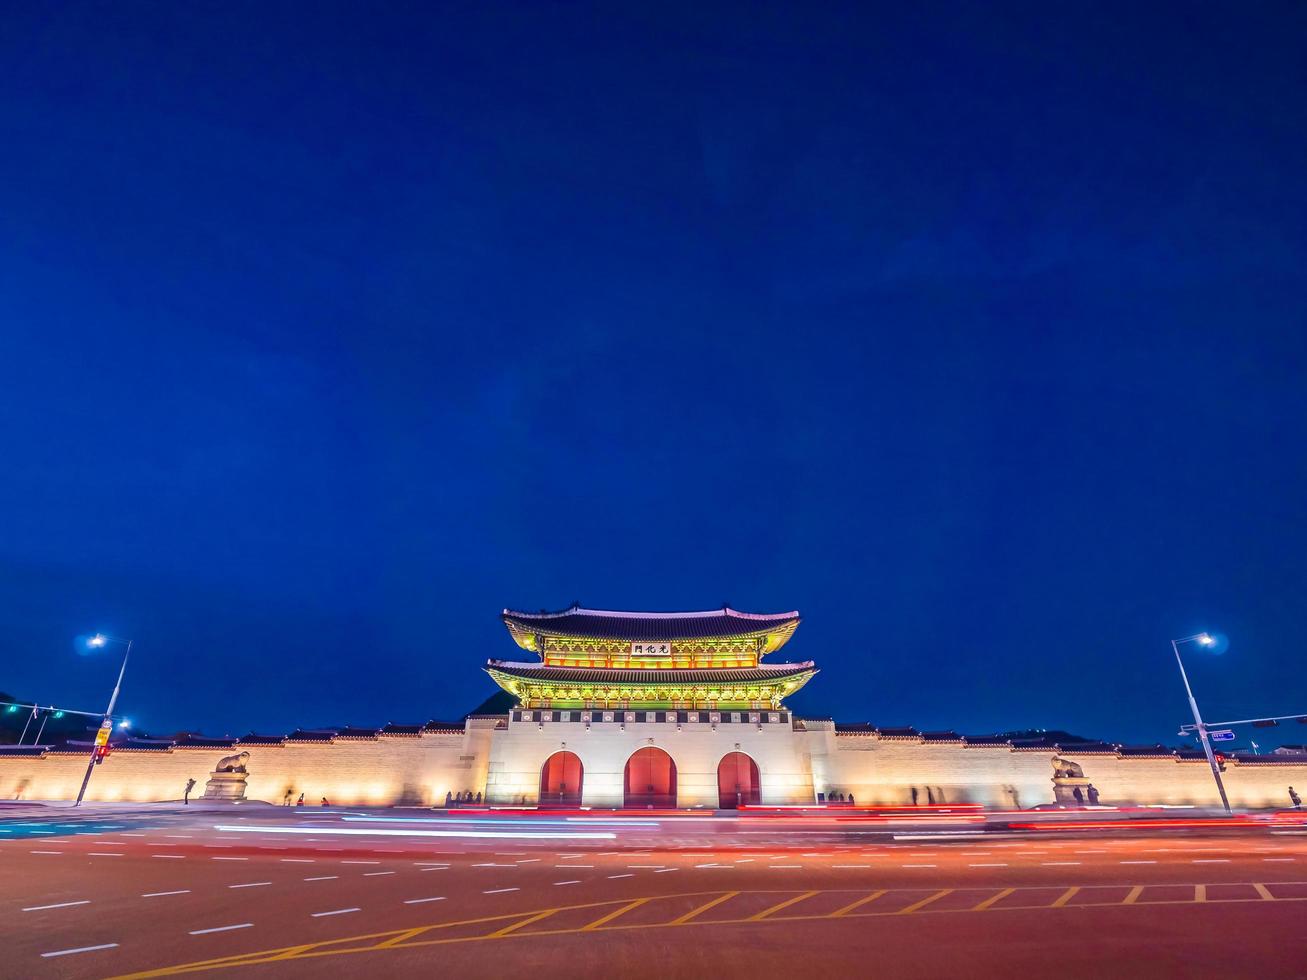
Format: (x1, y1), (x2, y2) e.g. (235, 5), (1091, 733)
(2, 4), (1305, 748)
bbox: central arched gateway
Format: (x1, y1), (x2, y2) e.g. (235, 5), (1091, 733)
(717, 751), (761, 808)
(624, 747), (677, 808)
(539, 751), (583, 807)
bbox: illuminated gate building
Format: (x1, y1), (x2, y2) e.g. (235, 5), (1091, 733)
(483, 605), (819, 808)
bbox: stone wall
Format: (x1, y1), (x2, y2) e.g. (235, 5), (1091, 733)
(808, 723), (1057, 808)
(0, 731), (481, 806)
(484, 714), (815, 806)
(4, 718), (1306, 810)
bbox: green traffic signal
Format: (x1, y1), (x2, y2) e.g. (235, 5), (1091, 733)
(53, 710), (64, 719)
(4, 705), (16, 713)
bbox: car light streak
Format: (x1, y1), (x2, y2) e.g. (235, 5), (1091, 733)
(213, 824), (616, 840)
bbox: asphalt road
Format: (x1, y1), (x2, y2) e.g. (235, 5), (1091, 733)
(4, 804), (1307, 980)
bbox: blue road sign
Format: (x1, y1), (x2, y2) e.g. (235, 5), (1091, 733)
(1210, 730), (1236, 741)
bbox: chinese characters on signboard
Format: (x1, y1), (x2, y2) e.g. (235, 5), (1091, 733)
(630, 642), (672, 657)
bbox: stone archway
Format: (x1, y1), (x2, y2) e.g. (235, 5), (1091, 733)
(539, 751), (583, 806)
(623, 746), (677, 808)
(717, 751), (760, 809)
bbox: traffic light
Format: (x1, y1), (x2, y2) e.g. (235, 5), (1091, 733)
(93, 745), (111, 765)
(53, 710), (64, 719)
(4, 705), (16, 714)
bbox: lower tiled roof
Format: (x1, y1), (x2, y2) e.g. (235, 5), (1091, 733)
(486, 660), (815, 685)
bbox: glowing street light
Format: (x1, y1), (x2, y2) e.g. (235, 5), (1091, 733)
(75, 633), (133, 807)
(1171, 632), (1232, 815)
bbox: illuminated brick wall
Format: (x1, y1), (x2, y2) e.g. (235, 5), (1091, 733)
(0, 731), (483, 807)
(3, 720), (1305, 809)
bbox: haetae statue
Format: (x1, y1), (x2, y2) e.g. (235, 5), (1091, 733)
(1050, 756), (1083, 779)
(213, 751), (251, 774)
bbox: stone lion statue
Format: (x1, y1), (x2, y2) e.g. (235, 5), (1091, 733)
(1050, 756), (1083, 779)
(213, 751), (251, 774)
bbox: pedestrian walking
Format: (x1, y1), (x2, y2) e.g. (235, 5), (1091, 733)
(1290, 786), (1302, 809)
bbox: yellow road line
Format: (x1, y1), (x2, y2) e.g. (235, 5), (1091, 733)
(1194, 885), (1207, 903)
(1050, 887), (1079, 908)
(110, 886), (1307, 979)
(582, 897), (651, 931)
(749, 891), (819, 921)
(832, 890), (886, 917)
(972, 888), (1016, 911)
(669, 891), (739, 925)
(897, 889), (952, 914)
(489, 908), (559, 938)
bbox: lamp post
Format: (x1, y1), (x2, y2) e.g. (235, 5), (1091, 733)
(1171, 633), (1232, 815)
(74, 633), (132, 807)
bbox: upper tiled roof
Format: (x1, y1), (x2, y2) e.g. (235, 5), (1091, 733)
(502, 605), (800, 650)
(486, 660), (815, 686)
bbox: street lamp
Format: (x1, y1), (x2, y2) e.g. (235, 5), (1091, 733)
(1171, 632), (1232, 815)
(75, 633), (133, 807)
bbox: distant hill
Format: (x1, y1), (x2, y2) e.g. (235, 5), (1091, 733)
(464, 690), (516, 718)
(988, 729), (1101, 745)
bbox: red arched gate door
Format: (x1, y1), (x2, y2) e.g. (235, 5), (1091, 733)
(624, 747), (677, 808)
(539, 751), (583, 807)
(717, 751), (760, 809)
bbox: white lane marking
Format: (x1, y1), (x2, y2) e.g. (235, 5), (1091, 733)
(554, 880), (581, 885)
(363, 871), (395, 877)
(607, 873), (633, 879)
(143, 890), (190, 897)
(153, 854), (186, 859)
(41, 943), (118, 958)
(404, 896), (446, 904)
(1120, 860), (1156, 865)
(30, 850), (63, 855)
(281, 858), (314, 863)
(88, 852), (124, 857)
(1041, 862), (1082, 866)
(304, 876), (338, 881)
(190, 924), (252, 935)
(968, 863), (1008, 867)
(484, 887), (519, 894)
(1193, 859), (1230, 863)
(212, 857), (248, 861)
(121, 833), (146, 836)
(516, 859), (541, 863)
(23, 900), (91, 911)
(654, 868), (678, 873)
(472, 863), (517, 867)
(1263, 858), (1295, 862)
(229, 882), (272, 889)
(902, 864), (937, 868)
(312, 908), (360, 917)
(341, 860), (381, 865)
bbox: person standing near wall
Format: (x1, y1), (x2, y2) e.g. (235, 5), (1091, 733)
(183, 778), (196, 805)
(1290, 786), (1302, 809)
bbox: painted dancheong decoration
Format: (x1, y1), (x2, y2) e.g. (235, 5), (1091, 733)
(487, 605), (817, 710)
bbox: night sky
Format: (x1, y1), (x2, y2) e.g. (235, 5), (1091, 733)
(3, 4), (1305, 749)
